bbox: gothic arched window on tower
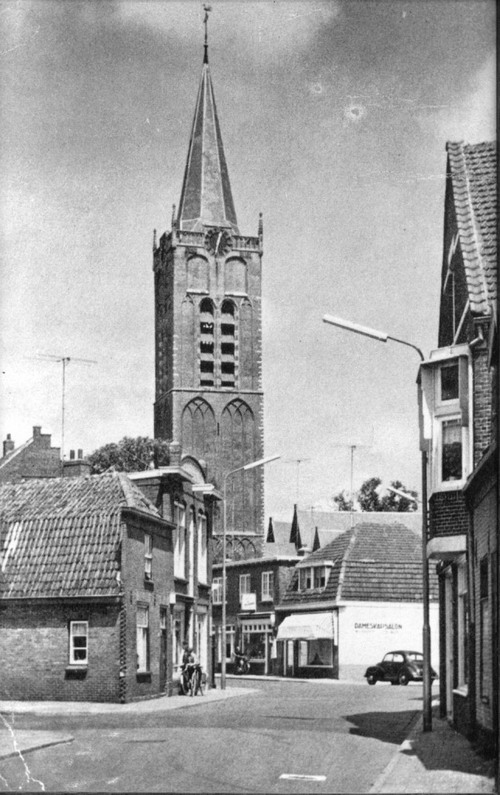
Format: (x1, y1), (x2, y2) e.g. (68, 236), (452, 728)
(220, 299), (236, 388)
(199, 298), (215, 387)
(221, 399), (256, 534)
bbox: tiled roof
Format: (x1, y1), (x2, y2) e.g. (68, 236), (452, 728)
(279, 522), (438, 606)
(447, 141), (497, 315)
(0, 472), (161, 599)
(268, 511), (422, 555)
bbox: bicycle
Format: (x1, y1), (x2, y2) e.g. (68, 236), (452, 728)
(234, 655), (250, 675)
(190, 664), (205, 696)
(180, 664), (204, 696)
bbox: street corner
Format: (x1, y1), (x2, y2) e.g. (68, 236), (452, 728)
(0, 730), (74, 761)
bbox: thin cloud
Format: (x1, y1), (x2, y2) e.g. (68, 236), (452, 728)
(117, 0), (340, 60)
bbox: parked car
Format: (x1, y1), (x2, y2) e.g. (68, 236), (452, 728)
(364, 650), (437, 686)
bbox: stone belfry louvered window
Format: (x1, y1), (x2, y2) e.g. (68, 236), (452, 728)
(199, 298), (215, 387)
(220, 299), (236, 387)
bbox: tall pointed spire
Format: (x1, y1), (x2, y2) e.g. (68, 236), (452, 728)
(177, 7), (239, 234)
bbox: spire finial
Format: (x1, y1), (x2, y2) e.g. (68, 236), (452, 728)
(203, 4), (212, 64)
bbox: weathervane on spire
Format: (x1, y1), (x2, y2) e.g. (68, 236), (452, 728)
(203, 4), (212, 63)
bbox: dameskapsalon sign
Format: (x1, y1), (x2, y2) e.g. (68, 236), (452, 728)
(354, 622), (403, 631)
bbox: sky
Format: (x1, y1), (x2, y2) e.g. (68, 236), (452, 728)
(0, 0), (495, 521)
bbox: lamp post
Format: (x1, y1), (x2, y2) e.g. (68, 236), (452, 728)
(220, 454), (280, 690)
(322, 314), (432, 732)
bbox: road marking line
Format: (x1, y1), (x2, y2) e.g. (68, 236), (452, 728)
(280, 774), (326, 782)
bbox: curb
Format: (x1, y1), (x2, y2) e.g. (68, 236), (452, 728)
(369, 711), (422, 793)
(0, 734), (74, 761)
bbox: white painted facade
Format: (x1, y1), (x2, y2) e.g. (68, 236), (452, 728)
(337, 601), (440, 673)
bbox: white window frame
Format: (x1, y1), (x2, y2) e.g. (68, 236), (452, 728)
(457, 563), (468, 690)
(438, 360), (460, 405)
(261, 571), (274, 602)
(174, 502), (186, 579)
(69, 621), (88, 665)
(136, 605), (149, 673)
(144, 533), (153, 580)
(197, 513), (208, 585)
(239, 574), (251, 601)
(439, 416), (465, 487)
(212, 576), (223, 604)
(188, 508), (195, 595)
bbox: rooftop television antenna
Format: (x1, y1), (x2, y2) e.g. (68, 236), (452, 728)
(32, 353), (97, 460)
(331, 435), (372, 526)
(284, 458), (311, 505)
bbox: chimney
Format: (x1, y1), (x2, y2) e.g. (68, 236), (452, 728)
(70, 449), (75, 460)
(33, 426), (42, 438)
(3, 434), (15, 457)
(77, 449), (83, 459)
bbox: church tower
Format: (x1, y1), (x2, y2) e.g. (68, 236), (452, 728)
(153, 17), (265, 555)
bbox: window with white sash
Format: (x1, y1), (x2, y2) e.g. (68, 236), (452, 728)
(261, 571), (274, 601)
(69, 621), (88, 664)
(136, 605), (149, 672)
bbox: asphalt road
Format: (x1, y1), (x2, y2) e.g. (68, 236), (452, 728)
(0, 679), (424, 792)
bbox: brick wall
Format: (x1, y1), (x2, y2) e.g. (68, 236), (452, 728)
(154, 236), (266, 544)
(0, 427), (62, 484)
(472, 483), (497, 739)
(429, 490), (468, 538)
(0, 602), (121, 702)
(472, 348), (493, 466)
(121, 517), (173, 702)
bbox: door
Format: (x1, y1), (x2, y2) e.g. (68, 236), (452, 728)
(445, 572), (454, 720)
(159, 608), (168, 692)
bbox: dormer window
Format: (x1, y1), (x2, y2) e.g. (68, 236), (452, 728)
(299, 565), (330, 592)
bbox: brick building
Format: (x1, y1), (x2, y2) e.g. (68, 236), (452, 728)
(212, 526), (299, 675)
(152, 35), (265, 558)
(129, 447), (220, 684)
(0, 469), (216, 702)
(418, 141), (497, 754)
(276, 522), (439, 681)
(0, 426), (62, 483)
(0, 426), (92, 484)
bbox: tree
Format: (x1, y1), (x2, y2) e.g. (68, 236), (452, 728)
(379, 480), (418, 512)
(88, 436), (171, 474)
(331, 490), (355, 512)
(357, 477), (383, 512)
(332, 477), (418, 512)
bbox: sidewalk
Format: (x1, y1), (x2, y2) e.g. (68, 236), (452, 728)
(0, 685), (254, 761)
(371, 706), (496, 794)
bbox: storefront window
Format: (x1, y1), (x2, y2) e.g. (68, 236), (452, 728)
(307, 639), (332, 666)
(242, 631), (266, 660)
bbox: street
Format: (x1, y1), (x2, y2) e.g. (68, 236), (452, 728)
(0, 679), (425, 792)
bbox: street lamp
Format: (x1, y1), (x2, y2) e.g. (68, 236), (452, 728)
(322, 314), (432, 732)
(220, 454), (280, 690)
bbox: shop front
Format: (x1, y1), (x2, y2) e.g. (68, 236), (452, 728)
(276, 611), (338, 679)
(238, 615), (275, 675)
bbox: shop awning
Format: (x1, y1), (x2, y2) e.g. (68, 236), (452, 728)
(276, 612), (335, 641)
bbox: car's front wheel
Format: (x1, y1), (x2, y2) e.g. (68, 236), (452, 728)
(367, 673), (377, 685)
(398, 671), (409, 686)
